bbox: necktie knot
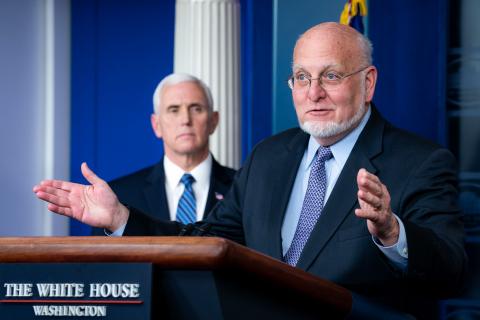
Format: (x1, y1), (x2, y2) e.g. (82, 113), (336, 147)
(181, 173), (195, 187)
(316, 146), (333, 163)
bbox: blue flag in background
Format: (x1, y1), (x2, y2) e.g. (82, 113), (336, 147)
(340, 0), (368, 34)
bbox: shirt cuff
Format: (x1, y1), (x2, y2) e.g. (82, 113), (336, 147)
(104, 223), (127, 237)
(372, 214), (408, 270)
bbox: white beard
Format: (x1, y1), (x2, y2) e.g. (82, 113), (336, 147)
(300, 102), (367, 139)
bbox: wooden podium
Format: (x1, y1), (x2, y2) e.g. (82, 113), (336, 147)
(0, 237), (352, 319)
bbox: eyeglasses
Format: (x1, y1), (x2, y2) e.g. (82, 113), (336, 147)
(287, 66), (370, 91)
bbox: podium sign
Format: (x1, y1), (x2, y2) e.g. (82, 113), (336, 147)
(0, 263), (152, 320)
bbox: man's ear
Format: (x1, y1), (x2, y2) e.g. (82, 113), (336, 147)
(364, 66), (378, 103)
(151, 113), (163, 138)
(208, 111), (219, 135)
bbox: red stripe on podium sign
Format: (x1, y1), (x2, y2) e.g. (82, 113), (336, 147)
(0, 299), (143, 304)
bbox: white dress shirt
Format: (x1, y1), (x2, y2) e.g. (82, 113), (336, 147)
(164, 154), (212, 221)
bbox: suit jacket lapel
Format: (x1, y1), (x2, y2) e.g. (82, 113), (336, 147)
(266, 130), (310, 259)
(143, 160), (170, 221)
(296, 107), (385, 270)
(204, 158), (232, 215)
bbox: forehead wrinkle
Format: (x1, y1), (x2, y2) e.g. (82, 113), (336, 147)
(292, 62), (342, 74)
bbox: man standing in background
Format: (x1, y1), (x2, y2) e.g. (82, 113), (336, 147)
(92, 73), (235, 235)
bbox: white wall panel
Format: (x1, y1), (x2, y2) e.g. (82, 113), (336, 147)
(0, 0), (70, 235)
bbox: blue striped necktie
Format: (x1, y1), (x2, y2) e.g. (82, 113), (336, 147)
(176, 173), (197, 224)
(284, 146), (333, 266)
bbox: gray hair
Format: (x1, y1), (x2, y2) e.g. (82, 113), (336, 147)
(152, 73), (214, 114)
(356, 32), (373, 66)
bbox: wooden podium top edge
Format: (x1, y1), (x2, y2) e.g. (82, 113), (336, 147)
(0, 236), (352, 313)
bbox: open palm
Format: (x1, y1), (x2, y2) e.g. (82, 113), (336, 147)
(33, 162), (127, 230)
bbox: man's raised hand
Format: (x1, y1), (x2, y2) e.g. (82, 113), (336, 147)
(33, 162), (129, 231)
(355, 168), (399, 246)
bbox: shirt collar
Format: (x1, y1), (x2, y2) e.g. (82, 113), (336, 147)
(164, 153), (212, 189)
(305, 106), (372, 170)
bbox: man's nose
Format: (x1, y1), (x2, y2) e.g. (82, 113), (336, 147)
(307, 79), (327, 101)
(179, 108), (192, 124)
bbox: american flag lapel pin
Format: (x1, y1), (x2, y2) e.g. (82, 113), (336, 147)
(215, 192), (224, 200)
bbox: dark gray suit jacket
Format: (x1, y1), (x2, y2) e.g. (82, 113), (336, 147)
(125, 107), (467, 317)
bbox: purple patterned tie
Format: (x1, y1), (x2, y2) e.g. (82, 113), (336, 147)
(284, 146), (333, 266)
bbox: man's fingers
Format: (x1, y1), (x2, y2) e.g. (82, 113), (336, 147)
(47, 203), (72, 216)
(358, 189), (382, 209)
(357, 168), (380, 183)
(81, 162), (104, 186)
(35, 190), (73, 208)
(355, 208), (379, 222)
(357, 170), (383, 196)
(36, 185), (70, 198)
(358, 178), (383, 197)
(36, 179), (73, 192)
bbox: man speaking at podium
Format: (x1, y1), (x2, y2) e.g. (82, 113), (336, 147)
(34, 22), (467, 318)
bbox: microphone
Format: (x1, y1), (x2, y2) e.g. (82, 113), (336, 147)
(194, 223), (213, 236)
(178, 223), (195, 236)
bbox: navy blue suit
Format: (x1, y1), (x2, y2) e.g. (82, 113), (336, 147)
(125, 107), (467, 318)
